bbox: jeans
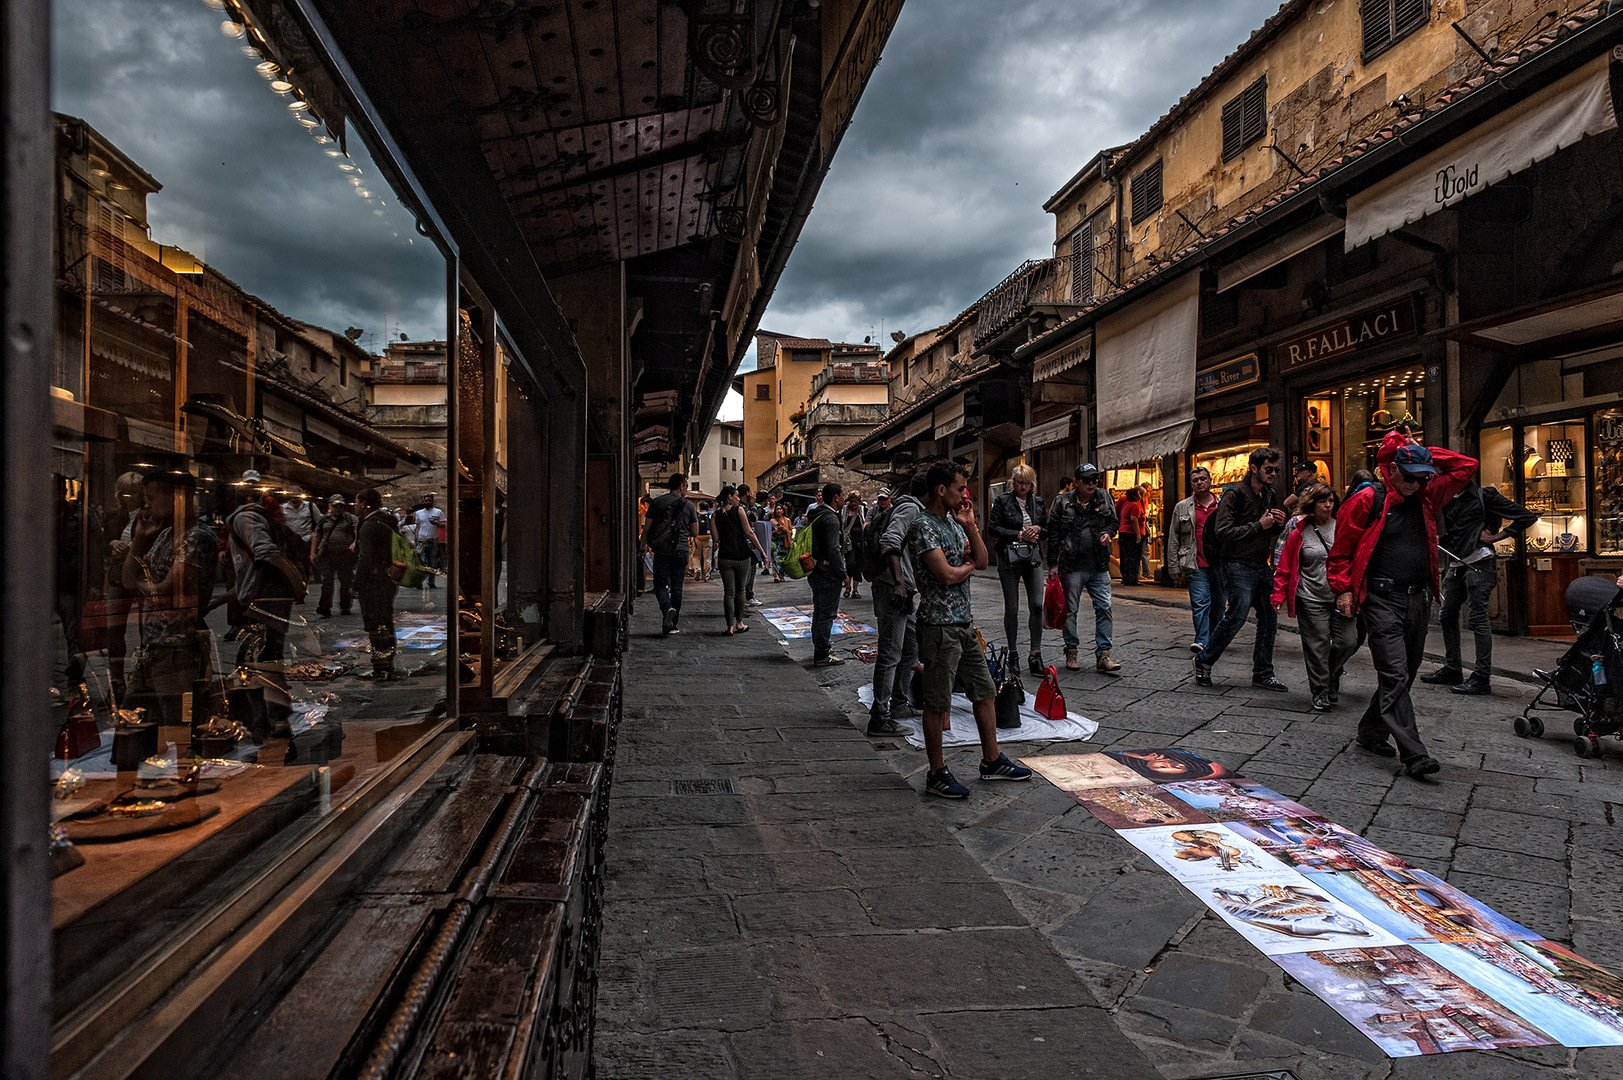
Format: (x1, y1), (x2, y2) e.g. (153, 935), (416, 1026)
(745, 557), (757, 601)
(1200, 562), (1277, 679)
(998, 556), (1044, 656)
(1185, 566), (1221, 649)
(1061, 568), (1113, 656)
(1296, 597), (1361, 698)
(1118, 534), (1143, 585)
(357, 581), (398, 675)
(719, 557), (751, 625)
(651, 545), (688, 617)
(1359, 588), (1432, 762)
(1439, 560), (1496, 679)
(315, 551), (356, 615)
(870, 585), (919, 719)
(809, 573), (841, 661)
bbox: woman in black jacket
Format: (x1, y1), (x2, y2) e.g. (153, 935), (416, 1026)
(990, 463), (1048, 674)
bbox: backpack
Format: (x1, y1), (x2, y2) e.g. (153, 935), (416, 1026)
(862, 502), (898, 570)
(238, 502), (313, 580)
(783, 513), (822, 579)
(388, 529), (428, 588)
(644, 494), (683, 553)
(1201, 487), (1231, 566)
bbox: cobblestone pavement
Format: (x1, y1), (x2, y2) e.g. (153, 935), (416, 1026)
(599, 571), (1623, 1079)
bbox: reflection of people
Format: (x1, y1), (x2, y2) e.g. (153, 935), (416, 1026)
(103, 470), (147, 696)
(412, 494), (445, 588)
(121, 470), (218, 727)
(312, 494), (359, 618)
(354, 488), (401, 680)
(1106, 748), (1231, 783)
(225, 474), (305, 741)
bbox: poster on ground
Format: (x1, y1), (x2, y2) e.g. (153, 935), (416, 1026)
(1024, 749), (1623, 1056)
(759, 604), (874, 639)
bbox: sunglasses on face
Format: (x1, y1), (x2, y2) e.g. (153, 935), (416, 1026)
(1260, 465), (1280, 475)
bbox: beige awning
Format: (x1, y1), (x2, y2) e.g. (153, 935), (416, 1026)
(1021, 412), (1075, 451)
(1032, 330), (1093, 381)
(1217, 216), (1344, 293)
(1345, 55), (1617, 251)
(1094, 273), (1199, 469)
(933, 392), (965, 438)
(902, 412), (935, 441)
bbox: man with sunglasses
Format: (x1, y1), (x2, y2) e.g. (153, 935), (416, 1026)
(1194, 447), (1289, 691)
(1328, 429), (1478, 778)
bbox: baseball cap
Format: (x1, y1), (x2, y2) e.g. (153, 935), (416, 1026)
(1393, 444), (1437, 476)
(1293, 460), (1316, 473)
(330, 494), (346, 506)
(1075, 463), (1103, 482)
(240, 469), (262, 485)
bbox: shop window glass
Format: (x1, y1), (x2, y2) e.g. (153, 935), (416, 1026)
(1338, 366), (1425, 484)
(1598, 410), (1623, 556)
(49, 0), (450, 1037)
(1515, 423), (1588, 553)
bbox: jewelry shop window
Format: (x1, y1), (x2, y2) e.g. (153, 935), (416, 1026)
(48, 0), (451, 1042)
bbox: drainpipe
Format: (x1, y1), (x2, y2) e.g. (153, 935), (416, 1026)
(1104, 152), (1125, 292)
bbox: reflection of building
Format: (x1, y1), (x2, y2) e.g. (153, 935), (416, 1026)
(363, 339), (450, 505)
(1313, 947), (1548, 1054)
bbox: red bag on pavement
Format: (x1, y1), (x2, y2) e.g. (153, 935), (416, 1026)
(1042, 570), (1066, 630)
(1034, 665), (1067, 720)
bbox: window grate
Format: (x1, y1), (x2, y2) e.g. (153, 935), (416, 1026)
(1362, 0), (1429, 59)
(671, 778), (737, 796)
(1221, 76), (1268, 161)
(1131, 160), (1163, 225)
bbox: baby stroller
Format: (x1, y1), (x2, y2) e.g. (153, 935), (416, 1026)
(1512, 575), (1623, 758)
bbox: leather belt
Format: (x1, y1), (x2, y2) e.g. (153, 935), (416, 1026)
(1369, 577), (1427, 595)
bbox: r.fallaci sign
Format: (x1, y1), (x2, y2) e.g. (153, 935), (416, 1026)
(1276, 297), (1418, 373)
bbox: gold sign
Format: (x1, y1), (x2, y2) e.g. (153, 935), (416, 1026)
(1276, 297), (1418, 372)
(820, 0), (906, 157)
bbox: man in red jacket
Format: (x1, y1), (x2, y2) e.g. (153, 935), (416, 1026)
(1328, 429), (1477, 778)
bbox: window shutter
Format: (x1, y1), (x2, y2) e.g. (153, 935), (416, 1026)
(1363, 0), (1427, 58)
(1130, 160), (1163, 225)
(1394, 0), (1427, 36)
(1222, 76), (1268, 161)
(1070, 223), (1093, 302)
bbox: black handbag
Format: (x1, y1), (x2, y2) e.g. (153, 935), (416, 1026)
(993, 647), (1024, 729)
(1005, 541), (1040, 565)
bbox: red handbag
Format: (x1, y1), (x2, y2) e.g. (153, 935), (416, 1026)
(1042, 570), (1067, 630)
(1034, 665), (1067, 720)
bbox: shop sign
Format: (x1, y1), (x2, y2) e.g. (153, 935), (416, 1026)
(1021, 413), (1075, 451)
(1195, 353), (1260, 399)
(935, 413), (965, 439)
(819, 0), (906, 158)
(1276, 298), (1417, 373)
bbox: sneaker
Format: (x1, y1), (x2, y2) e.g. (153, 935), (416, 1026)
(1312, 692), (1332, 712)
(979, 753), (1033, 782)
(890, 703), (921, 719)
(1194, 667), (1213, 687)
(926, 767), (970, 798)
(1252, 676), (1289, 692)
(1065, 648), (1081, 671)
(813, 654), (846, 667)
(1420, 667), (1464, 686)
(667, 625), (682, 635)
(866, 717), (907, 737)
(1096, 651), (1121, 674)
(662, 608), (677, 635)
(1357, 737), (1398, 758)
(748, 598), (762, 607)
(1189, 641), (1204, 655)
(1450, 676), (1491, 696)
(1405, 755), (1441, 778)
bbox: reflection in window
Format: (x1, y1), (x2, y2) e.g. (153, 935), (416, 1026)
(49, 0), (449, 1027)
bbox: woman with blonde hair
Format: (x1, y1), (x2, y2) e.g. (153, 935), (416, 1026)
(989, 463), (1049, 675)
(1272, 483), (1358, 711)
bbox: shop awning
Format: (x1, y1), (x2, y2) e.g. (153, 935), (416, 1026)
(1021, 412), (1076, 452)
(1094, 273), (1199, 469)
(1217, 216), (1343, 293)
(934, 393), (966, 438)
(1345, 55), (1617, 252)
(1032, 331), (1093, 381)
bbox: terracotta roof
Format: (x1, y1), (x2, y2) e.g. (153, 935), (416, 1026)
(1018, 1), (1615, 362)
(765, 335), (835, 350)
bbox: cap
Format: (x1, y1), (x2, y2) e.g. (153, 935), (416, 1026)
(1075, 463), (1103, 481)
(1393, 444), (1437, 476)
(240, 469), (262, 485)
(1294, 460), (1317, 473)
(329, 494), (347, 506)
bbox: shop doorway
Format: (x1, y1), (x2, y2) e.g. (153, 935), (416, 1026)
(1300, 363), (1428, 492)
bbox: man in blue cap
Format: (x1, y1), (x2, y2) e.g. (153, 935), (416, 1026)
(1327, 428), (1477, 779)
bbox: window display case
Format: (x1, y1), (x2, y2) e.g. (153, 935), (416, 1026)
(1193, 442), (1269, 486)
(1107, 462), (1167, 581)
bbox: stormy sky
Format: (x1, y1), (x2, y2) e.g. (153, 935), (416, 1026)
(52, 0), (1282, 409)
(53, 0), (447, 351)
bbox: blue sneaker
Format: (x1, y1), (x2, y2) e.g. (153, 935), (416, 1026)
(979, 753), (1033, 782)
(926, 767), (970, 799)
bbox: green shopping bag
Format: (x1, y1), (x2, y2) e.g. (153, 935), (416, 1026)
(389, 530), (429, 588)
(782, 522), (816, 579)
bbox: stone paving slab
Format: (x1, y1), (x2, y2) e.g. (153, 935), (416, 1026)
(594, 582), (1161, 1079)
(748, 570), (1623, 1079)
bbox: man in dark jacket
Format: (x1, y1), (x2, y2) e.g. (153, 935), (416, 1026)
(353, 487), (401, 681)
(1046, 463), (1120, 673)
(1194, 447), (1288, 690)
(1329, 431), (1478, 777)
(806, 481), (847, 665)
(1421, 482), (1536, 695)
(312, 494), (359, 618)
(643, 473), (700, 635)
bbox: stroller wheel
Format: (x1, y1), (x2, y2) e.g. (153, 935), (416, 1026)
(1528, 716), (1545, 738)
(1513, 716), (1531, 738)
(1574, 736), (1591, 758)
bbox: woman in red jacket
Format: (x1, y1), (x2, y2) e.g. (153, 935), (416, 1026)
(1273, 484), (1359, 712)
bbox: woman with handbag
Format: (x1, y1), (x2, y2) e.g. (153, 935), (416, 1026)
(713, 486), (768, 635)
(990, 464), (1048, 675)
(1272, 483), (1358, 712)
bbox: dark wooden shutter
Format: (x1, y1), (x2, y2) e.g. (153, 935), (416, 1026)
(1070, 223), (1093, 302)
(1363, 0), (1428, 58)
(1221, 76), (1268, 161)
(1130, 161), (1163, 225)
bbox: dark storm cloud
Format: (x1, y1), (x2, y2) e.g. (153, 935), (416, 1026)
(760, 0), (1287, 344)
(54, 0), (446, 348)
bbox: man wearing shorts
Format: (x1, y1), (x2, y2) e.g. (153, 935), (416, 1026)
(908, 459), (1033, 798)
